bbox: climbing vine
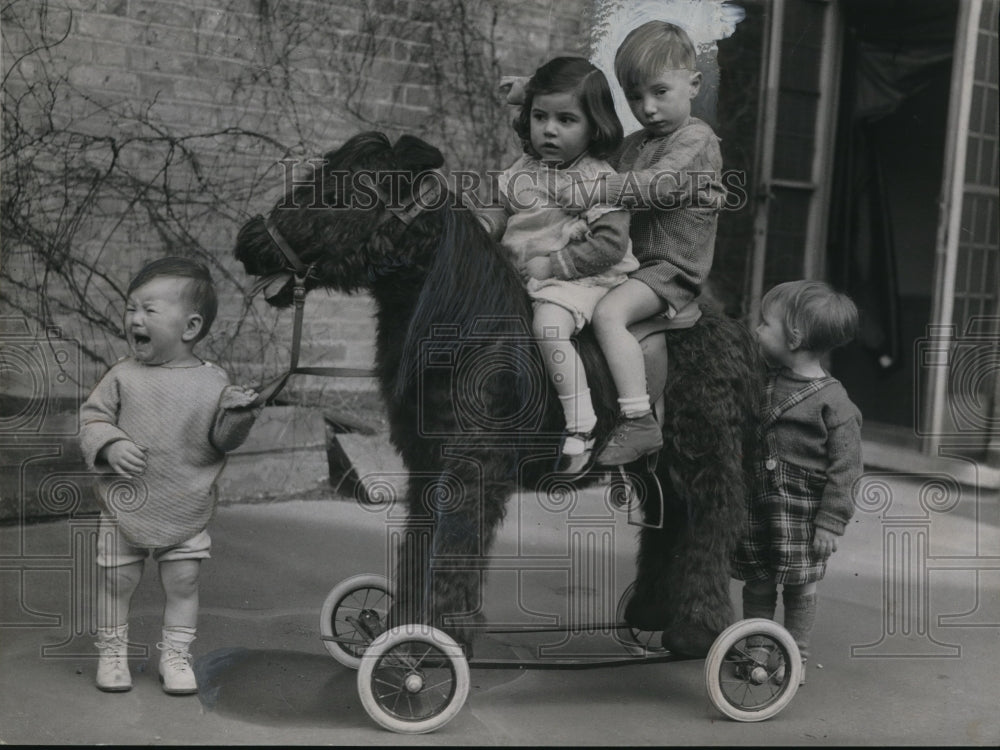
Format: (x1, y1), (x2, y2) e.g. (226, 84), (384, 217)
(1, 0), (584, 388)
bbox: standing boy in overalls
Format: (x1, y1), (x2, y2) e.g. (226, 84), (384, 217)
(733, 280), (863, 685)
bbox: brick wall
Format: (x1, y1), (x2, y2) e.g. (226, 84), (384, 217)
(1, 0), (590, 393)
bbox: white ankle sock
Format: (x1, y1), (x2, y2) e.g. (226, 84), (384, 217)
(618, 395), (650, 419)
(98, 623), (129, 638)
(161, 626), (196, 649)
(558, 389), (597, 435)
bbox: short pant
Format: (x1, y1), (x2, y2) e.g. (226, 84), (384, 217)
(96, 515), (212, 568)
(732, 461), (828, 586)
(528, 278), (617, 333)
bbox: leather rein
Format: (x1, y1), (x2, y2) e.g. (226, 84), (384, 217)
(251, 174), (439, 405)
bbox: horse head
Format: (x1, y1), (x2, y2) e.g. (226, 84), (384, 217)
(233, 131), (445, 306)
(234, 131), (533, 403)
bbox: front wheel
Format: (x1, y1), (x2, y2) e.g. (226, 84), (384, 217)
(704, 618), (802, 722)
(319, 574), (393, 669)
(357, 624), (470, 734)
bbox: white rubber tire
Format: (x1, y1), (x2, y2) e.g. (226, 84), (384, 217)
(357, 624), (470, 734)
(319, 574), (392, 669)
(704, 618), (802, 722)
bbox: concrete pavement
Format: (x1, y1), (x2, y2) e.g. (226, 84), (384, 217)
(1, 470), (998, 745)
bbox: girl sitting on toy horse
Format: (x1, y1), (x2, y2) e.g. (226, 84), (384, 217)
(485, 21), (726, 474)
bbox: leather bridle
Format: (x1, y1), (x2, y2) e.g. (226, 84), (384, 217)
(250, 173), (441, 404)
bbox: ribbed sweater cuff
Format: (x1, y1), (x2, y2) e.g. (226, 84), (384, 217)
(551, 250), (574, 279)
(814, 509), (847, 536)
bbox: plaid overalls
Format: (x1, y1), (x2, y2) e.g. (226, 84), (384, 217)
(733, 376), (836, 585)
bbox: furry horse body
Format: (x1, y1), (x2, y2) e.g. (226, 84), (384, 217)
(234, 132), (760, 655)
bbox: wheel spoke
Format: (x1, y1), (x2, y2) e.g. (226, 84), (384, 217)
(331, 586), (391, 658)
(422, 675), (454, 692)
(409, 645), (433, 669)
(389, 688), (404, 715)
(358, 623), (470, 732)
(718, 637), (789, 709)
(727, 642), (757, 662)
(323, 576), (395, 669)
(371, 647), (457, 720)
(705, 620), (802, 721)
(374, 675), (403, 691)
(359, 588), (387, 611)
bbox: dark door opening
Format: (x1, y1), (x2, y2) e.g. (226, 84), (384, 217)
(828, 0), (957, 436)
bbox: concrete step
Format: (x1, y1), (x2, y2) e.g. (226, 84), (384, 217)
(327, 431), (407, 506)
(216, 405), (330, 503)
(1, 403), (399, 519)
(0, 438), (98, 521)
(217, 404), (400, 504)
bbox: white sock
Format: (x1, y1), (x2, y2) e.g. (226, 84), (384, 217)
(161, 626), (196, 649)
(618, 395), (650, 419)
(97, 623), (129, 641)
(558, 389), (597, 435)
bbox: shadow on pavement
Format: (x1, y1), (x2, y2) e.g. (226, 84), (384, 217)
(195, 648), (364, 727)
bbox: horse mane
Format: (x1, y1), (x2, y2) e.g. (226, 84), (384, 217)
(393, 201), (534, 401)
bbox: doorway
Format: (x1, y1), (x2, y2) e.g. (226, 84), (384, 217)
(828, 0), (958, 435)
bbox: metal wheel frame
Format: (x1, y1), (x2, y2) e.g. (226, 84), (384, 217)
(319, 574), (392, 670)
(612, 580), (667, 656)
(357, 624), (470, 734)
(704, 618), (802, 722)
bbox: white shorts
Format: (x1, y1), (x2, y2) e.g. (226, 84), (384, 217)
(96, 515), (211, 568)
(528, 279), (615, 333)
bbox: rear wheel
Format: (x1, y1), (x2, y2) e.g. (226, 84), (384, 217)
(319, 574), (392, 669)
(613, 580), (665, 656)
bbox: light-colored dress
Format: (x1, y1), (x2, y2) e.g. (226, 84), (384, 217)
(498, 153), (638, 330)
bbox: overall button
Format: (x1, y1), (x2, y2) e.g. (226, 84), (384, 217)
(765, 458), (777, 471)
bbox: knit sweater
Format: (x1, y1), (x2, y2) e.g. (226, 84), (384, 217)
(79, 357), (256, 546)
(767, 368), (864, 535)
(601, 117), (726, 312)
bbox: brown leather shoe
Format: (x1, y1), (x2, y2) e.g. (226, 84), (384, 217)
(595, 413), (663, 466)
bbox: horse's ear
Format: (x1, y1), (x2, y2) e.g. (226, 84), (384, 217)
(392, 135), (444, 172)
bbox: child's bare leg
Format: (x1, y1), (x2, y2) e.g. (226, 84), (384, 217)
(592, 281), (667, 464)
(534, 302), (595, 431)
(95, 561), (141, 691)
(533, 302), (595, 468)
(158, 559), (201, 694)
(97, 561), (142, 629)
(160, 559), (200, 629)
(592, 280), (667, 404)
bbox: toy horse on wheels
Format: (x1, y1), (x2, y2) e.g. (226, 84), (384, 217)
(234, 134), (771, 727)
